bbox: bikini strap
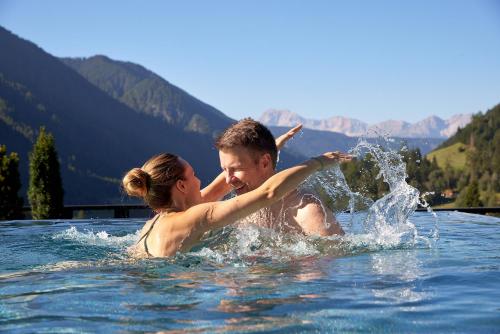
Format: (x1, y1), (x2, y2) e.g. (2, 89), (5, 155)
(137, 214), (162, 257)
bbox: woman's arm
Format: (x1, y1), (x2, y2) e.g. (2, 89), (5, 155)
(200, 172), (231, 203)
(200, 124), (304, 202)
(186, 151), (352, 239)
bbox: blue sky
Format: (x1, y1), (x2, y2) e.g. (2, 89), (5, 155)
(1, 0), (499, 123)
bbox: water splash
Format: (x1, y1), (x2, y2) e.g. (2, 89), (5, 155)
(52, 226), (139, 249)
(351, 139), (420, 246)
(312, 137), (438, 249)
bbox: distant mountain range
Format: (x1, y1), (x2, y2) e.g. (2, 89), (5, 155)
(260, 109), (472, 139)
(267, 126), (443, 158)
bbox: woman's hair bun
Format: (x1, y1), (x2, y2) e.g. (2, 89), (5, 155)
(123, 167), (151, 198)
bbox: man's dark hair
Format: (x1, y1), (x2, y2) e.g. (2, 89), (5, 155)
(215, 118), (278, 168)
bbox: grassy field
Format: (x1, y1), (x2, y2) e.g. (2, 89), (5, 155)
(426, 142), (468, 170)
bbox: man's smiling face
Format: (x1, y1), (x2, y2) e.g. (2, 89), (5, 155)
(219, 146), (271, 195)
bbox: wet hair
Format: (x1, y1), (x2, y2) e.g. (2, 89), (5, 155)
(215, 118), (278, 168)
(122, 153), (186, 210)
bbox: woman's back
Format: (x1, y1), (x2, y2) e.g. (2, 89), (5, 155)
(134, 212), (202, 257)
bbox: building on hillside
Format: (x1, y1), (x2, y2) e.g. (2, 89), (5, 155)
(441, 189), (456, 199)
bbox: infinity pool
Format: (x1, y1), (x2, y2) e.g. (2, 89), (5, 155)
(1, 211), (499, 333)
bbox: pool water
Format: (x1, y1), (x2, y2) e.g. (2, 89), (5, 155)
(1, 212), (499, 333)
(2, 139), (499, 333)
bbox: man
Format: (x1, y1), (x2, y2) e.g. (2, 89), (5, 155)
(215, 118), (345, 236)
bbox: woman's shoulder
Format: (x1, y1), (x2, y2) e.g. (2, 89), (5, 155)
(145, 213), (162, 228)
(155, 211), (195, 234)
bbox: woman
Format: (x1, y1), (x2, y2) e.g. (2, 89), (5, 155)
(123, 126), (352, 257)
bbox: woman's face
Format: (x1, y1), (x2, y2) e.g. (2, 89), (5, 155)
(179, 159), (202, 205)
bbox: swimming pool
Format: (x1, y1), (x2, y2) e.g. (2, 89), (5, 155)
(1, 211), (499, 333)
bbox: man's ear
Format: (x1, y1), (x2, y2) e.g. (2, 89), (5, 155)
(260, 153), (273, 170)
(176, 179), (187, 194)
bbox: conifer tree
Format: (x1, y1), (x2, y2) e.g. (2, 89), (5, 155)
(28, 127), (64, 219)
(0, 145), (23, 220)
(456, 180), (483, 207)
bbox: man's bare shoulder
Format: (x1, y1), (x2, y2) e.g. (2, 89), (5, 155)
(281, 188), (325, 208)
(284, 188), (345, 236)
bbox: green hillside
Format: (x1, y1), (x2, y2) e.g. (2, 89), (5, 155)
(426, 142), (468, 170)
(0, 26), (225, 204)
(425, 104), (500, 207)
(61, 56), (233, 136)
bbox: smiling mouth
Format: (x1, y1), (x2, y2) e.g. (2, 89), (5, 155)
(231, 183), (246, 194)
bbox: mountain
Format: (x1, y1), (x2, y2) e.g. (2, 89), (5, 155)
(370, 120), (411, 137)
(0, 26), (226, 204)
(407, 116), (446, 138)
(267, 126), (443, 157)
(440, 114), (473, 138)
(0, 26), (303, 204)
(61, 55), (233, 136)
(260, 109), (368, 136)
(435, 104), (500, 153)
(426, 104), (500, 206)
(260, 109), (472, 139)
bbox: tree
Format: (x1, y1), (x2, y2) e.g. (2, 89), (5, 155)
(456, 180), (483, 207)
(0, 145), (23, 219)
(484, 185), (498, 207)
(28, 127), (64, 219)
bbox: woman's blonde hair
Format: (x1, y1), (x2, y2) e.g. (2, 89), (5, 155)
(122, 153), (185, 209)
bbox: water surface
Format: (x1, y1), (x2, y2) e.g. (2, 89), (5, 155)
(2, 139), (498, 333)
(1, 212), (499, 333)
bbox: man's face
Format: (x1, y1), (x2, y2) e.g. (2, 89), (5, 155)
(219, 146), (271, 195)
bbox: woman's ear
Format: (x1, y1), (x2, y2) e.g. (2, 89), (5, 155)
(176, 179), (187, 193)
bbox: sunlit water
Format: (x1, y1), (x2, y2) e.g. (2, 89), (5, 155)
(1, 141), (499, 333)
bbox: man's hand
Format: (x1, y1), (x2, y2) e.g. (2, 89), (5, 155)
(316, 151), (353, 169)
(275, 124), (303, 150)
